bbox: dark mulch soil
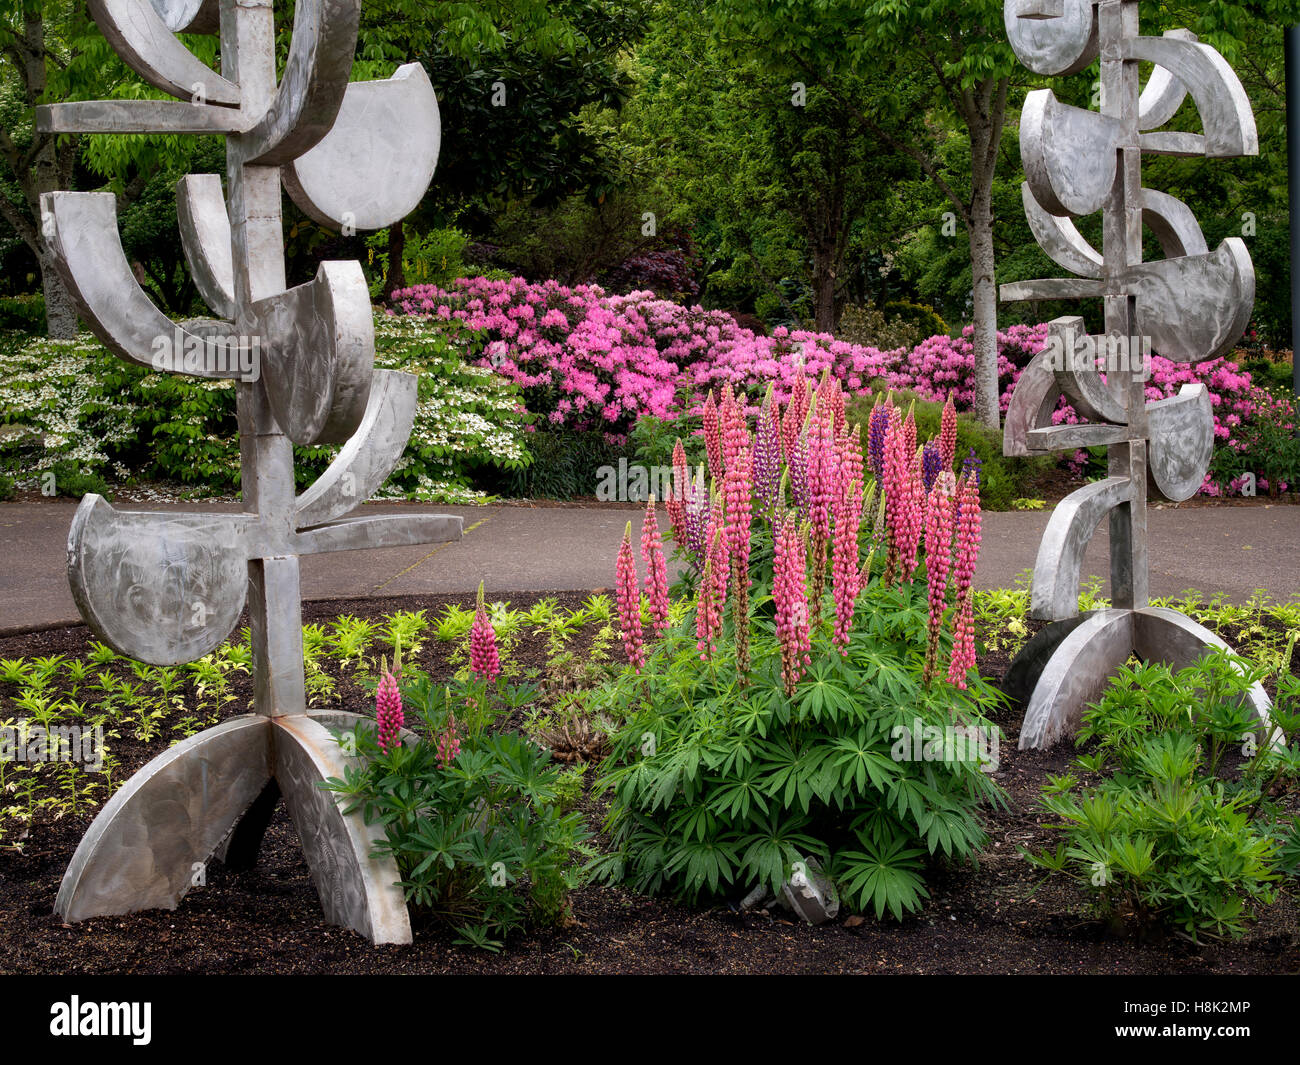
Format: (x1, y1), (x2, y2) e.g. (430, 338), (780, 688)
(0, 593), (1296, 975)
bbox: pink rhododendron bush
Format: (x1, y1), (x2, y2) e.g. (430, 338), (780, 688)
(391, 276), (1284, 496)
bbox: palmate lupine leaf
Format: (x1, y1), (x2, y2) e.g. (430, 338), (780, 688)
(836, 836), (929, 921)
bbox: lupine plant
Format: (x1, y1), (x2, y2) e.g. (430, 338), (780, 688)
(593, 374), (1006, 920)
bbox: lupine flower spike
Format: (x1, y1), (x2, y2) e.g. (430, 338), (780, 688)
(939, 392), (958, 471)
(774, 513), (812, 695)
(641, 495), (671, 637)
(375, 655), (404, 754)
(615, 522), (646, 671)
(947, 472), (982, 689)
(923, 479), (955, 686)
(469, 580), (501, 680)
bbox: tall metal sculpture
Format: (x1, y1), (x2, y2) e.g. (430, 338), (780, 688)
(1000, 0), (1273, 748)
(38, 0), (460, 943)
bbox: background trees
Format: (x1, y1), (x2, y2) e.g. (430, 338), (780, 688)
(0, 0), (1295, 376)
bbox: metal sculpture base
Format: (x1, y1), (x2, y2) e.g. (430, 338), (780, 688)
(1005, 607), (1274, 750)
(55, 712), (412, 945)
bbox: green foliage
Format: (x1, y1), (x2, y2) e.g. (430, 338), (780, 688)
(495, 429), (619, 500)
(0, 294), (45, 332)
(322, 670), (592, 948)
(1027, 650), (1300, 941)
(592, 579), (1006, 919)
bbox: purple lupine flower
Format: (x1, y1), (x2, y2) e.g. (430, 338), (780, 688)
(867, 397), (891, 481)
(753, 384), (782, 513)
(921, 440), (942, 493)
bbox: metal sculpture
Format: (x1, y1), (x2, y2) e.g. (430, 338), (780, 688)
(38, 0), (460, 943)
(1000, 0), (1274, 749)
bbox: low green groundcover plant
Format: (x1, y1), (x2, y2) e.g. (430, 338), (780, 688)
(592, 374), (1007, 919)
(1027, 647), (1300, 941)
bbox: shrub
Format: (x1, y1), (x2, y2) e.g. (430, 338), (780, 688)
(323, 669), (591, 949)
(592, 378), (1006, 920)
(1027, 650), (1300, 941)
(836, 303), (925, 353)
(0, 316), (532, 503)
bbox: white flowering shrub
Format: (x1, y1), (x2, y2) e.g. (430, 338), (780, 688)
(0, 317), (531, 503)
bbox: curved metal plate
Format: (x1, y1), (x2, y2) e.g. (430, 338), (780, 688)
(1141, 187), (1207, 260)
(237, 0), (361, 166)
(1001, 612), (1091, 708)
(284, 63), (441, 231)
(1020, 608), (1135, 749)
(274, 715), (412, 944)
(176, 174), (235, 320)
(1047, 317), (1127, 424)
(89, 0), (239, 105)
(150, 0), (219, 33)
(1031, 475), (1131, 621)
(55, 716), (272, 922)
(1022, 89), (1122, 218)
(251, 260), (375, 445)
(1122, 35), (1258, 157)
(1003, 331), (1065, 457)
(1147, 384), (1212, 502)
(1004, 0), (1098, 76)
(1133, 608), (1276, 742)
(1022, 183), (1102, 279)
(1137, 29), (1196, 129)
(41, 191), (250, 378)
(295, 370), (417, 528)
(67, 495), (252, 665)
(1127, 238), (1254, 365)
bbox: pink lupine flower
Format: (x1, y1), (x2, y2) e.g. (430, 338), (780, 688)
(616, 521), (646, 671)
(782, 369), (810, 462)
(831, 469), (863, 653)
(939, 392), (957, 471)
(640, 496), (671, 637)
(702, 392), (722, 486)
(437, 711), (460, 768)
(375, 665), (404, 754)
(923, 479), (955, 686)
(470, 581), (501, 680)
(665, 437), (689, 542)
(947, 472), (983, 689)
(806, 397), (837, 615)
(774, 513), (812, 695)
(695, 518), (728, 660)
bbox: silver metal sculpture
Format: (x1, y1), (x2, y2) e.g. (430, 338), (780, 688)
(37, 0), (460, 943)
(1000, 0), (1274, 749)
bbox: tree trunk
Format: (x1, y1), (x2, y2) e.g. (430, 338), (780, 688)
(968, 185), (999, 428)
(39, 254), (78, 339)
(812, 240), (836, 333)
(965, 77), (1009, 430)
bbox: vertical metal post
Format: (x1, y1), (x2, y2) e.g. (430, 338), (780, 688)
(1288, 25), (1300, 395)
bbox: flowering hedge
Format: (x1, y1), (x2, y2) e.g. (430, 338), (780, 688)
(392, 277), (1286, 496)
(0, 316), (531, 504)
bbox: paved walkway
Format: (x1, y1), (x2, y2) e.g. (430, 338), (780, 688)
(0, 500), (1296, 633)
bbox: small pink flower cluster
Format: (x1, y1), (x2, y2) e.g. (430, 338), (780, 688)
(469, 581), (501, 680)
(616, 520), (647, 671)
(774, 515), (811, 694)
(375, 666), (403, 754)
(946, 473), (983, 689)
(437, 712), (460, 769)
